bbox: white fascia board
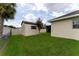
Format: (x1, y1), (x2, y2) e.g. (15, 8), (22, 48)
(51, 14), (79, 22)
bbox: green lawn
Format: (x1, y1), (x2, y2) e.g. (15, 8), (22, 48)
(0, 39), (7, 49)
(2, 33), (79, 56)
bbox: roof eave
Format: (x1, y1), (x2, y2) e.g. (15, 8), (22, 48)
(50, 14), (79, 22)
(21, 21), (36, 25)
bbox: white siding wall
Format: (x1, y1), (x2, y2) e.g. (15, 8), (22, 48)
(51, 17), (79, 40)
(12, 28), (22, 35)
(22, 23), (39, 36)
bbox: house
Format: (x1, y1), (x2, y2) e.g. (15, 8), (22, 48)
(11, 27), (22, 35)
(21, 21), (39, 36)
(51, 10), (79, 40)
(3, 21), (39, 36)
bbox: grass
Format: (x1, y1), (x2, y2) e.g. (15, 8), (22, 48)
(0, 39), (7, 49)
(2, 33), (79, 56)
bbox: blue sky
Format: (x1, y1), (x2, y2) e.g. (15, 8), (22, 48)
(4, 3), (79, 27)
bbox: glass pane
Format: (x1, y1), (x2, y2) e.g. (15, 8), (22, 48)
(73, 20), (79, 28)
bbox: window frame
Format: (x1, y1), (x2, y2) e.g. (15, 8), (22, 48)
(31, 25), (37, 29)
(73, 20), (79, 29)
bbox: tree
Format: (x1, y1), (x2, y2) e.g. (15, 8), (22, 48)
(36, 18), (43, 33)
(0, 3), (16, 36)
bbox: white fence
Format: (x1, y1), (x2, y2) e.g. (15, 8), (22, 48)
(3, 27), (46, 36)
(40, 29), (46, 33)
(12, 28), (22, 35)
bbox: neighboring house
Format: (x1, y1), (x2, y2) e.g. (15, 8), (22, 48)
(51, 10), (79, 40)
(21, 21), (39, 36)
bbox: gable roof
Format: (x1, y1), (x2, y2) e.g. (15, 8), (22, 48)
(51, 10), (79, 22)
(21, 21), (36, 25)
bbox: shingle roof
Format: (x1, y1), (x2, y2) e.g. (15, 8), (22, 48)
(51, 10), (79, 22)
(57, 10), (79, 18)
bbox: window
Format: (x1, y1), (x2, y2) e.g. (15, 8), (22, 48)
(73, 20), (79, 28)
(31, 26), (36, 29)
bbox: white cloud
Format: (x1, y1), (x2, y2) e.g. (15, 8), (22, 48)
(4, 20), (12, 25)
(4, 20), (21, 27)
(23, 13), (38, 22)
(32, 3), (48, 12)
(46, 22), (51, 25)
(19, 3), (48, 12)
(42, 19), (47, 24)
(19, 3), (27, 7)
(45, 3), (71, 12)
(42, 19), (51, 25)
(52, 12), (64, 17)
(65, 3), (79, 12)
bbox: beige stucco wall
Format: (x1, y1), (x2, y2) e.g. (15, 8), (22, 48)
(51, 17), (79, 40)
(21, 23), (39, 36)
(40, 29), (46, 33)
(12, 28), (22, 35)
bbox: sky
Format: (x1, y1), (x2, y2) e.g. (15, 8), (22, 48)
(4, 3), (79, 27)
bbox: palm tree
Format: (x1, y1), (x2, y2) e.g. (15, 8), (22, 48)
(0, 3), (16, 36)
(36, 18), (43, 33)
